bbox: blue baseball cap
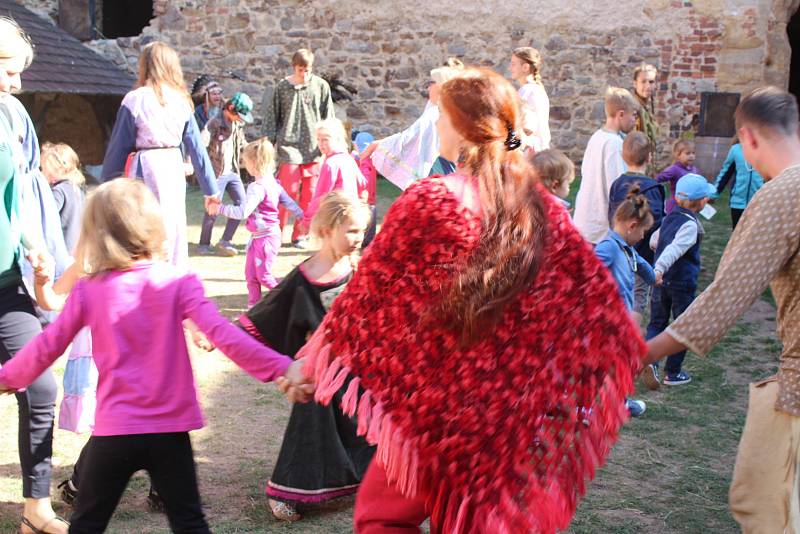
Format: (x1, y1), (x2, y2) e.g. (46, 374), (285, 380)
(354, 132), (374, 153)
(675, 173), (715, 201)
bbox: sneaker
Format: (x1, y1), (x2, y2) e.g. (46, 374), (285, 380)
(216, 240), (237, 256)
(58, 479), (77, 506)
(625, 398), (647, 418)
(641, 363), (661, 391)
(292, 238), (308, 250)
(663, 370), (692, 386)
(147, 487), (166, 513)
(196, 244), (216, 255)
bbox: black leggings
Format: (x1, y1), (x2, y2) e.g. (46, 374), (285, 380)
(0, 282), (57, 498)
(69, 432), (211, 533)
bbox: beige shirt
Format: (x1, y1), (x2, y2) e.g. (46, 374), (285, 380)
(667, 165), (800, 415)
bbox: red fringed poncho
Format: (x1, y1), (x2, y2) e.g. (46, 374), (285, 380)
(299, 177), (645, 533)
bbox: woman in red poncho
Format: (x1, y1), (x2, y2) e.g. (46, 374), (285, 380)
(290, 68), (645, 533)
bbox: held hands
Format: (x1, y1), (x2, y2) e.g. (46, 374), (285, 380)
(28, 250), (54, 286)
(277, 359), (315, 403)
(654, 271), (664, 286)
(204, 195), (221, 216)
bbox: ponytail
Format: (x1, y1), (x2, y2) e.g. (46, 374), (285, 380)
(613, 185), (653, 227)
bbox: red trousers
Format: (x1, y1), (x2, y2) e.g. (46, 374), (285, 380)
(354, 459), (437, 534)
(277, 162), (319, 241)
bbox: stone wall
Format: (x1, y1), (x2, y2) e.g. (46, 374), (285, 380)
(16, 0), (798, 165)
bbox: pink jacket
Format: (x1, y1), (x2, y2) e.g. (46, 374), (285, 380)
(302, 152), (367, 228)
(0, 262), (292, 436)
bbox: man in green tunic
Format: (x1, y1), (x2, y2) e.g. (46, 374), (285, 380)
(633, 63), (659, 175)
(262, 49), (334, 247)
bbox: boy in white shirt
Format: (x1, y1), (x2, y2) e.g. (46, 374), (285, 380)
(573, 87), (640, 244)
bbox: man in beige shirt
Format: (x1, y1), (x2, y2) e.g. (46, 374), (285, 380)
(644, 87), (800, 533)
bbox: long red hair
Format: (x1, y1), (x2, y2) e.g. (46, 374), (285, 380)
(436, 68), (547, 343)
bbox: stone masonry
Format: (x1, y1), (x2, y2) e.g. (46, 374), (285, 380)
(17, 0), (800, 164)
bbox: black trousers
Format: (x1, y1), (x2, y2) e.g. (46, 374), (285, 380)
(0, 282), (57, 498)
(69, 432), (211, 533)
(731, 207), (744, 230)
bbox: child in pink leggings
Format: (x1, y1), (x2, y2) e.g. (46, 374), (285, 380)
(215, 138), (302, 306)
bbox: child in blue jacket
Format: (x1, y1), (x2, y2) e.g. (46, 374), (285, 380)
(712, 139), (763, 229)
(596, 185), (656, 417)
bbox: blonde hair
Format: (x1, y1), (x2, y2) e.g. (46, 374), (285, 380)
(430, 66), (461, 85)
(310, 191), (371, 239)
(137, 41), (192, 107)
(41, 142), (85, 186)
(241, 137), (276, 177)
(673, 138), (695, 156)
(315, 118), (349, 154)
(613, 184), (654, 228)
(444, 57), (465, 69)
(0, 16), (33, 68)
(76, 179), (166, 275)
(292, 48), (314, 67)
(676, 197), (706, 211)
(604, 87), (639, 117)
(622, 131), (652, 167)
(529, 149), (574, 191)
(512, 47), (543, 84)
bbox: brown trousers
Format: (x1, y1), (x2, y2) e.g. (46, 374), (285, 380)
(730, 377), (800, 533)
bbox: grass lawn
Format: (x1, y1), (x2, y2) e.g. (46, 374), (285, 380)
(0, 177), (777, 533)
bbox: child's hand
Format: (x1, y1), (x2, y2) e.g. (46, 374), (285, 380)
(279, 360), (315, 403)
(192, 330), (215, 352)
(204, 195), (221, 216)
(655, 271), (663, 286)
(28, 250), (54, 284)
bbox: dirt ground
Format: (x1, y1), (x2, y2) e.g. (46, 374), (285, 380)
(0, 182), (781, 533)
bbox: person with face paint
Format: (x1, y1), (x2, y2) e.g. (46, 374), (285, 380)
(190, 74), (223, 131)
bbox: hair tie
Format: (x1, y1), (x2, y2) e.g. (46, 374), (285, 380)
(504, 126), (521, 151)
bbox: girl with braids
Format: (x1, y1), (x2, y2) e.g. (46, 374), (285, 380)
(288, 68), (645, 533)
(510, 46), (551, 152)
(595, 186), (657, 417)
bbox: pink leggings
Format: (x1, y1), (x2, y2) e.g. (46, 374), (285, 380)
(245, 232), (281, 307)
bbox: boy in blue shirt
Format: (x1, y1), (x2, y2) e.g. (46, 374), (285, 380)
(644, 173), (715, 386)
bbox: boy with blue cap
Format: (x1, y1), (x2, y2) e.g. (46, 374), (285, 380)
(645, 173), (715, 386)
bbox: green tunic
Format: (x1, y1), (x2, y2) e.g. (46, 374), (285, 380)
(0, 141), (21, 289)
(261, 75), (334, 165)
(635, 94), (659, 175)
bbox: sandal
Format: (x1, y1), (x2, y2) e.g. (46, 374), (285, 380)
(20, 515), (69, 534)
(268, 499), (301, 522)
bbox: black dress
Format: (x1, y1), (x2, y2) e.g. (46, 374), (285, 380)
(240, 262), (375, 504)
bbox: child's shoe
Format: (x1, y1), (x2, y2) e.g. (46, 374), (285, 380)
(216, 240), (237, 256)
(641, 363), (660, 391)
(58, 479), (78, 506)
(196, 244), (216, 255)
(625, 398), (647, 418)
(269, 499), (301, 522)
(663, 370), (692, 386)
